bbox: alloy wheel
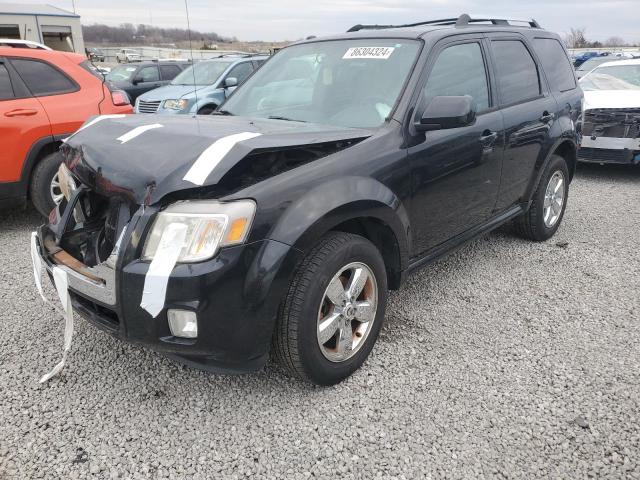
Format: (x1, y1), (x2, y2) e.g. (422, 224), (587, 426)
(543, 170), (566, 228)
(316, 262), (378, 362)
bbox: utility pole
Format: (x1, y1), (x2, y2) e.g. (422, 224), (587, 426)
(71, 0), (76, 14)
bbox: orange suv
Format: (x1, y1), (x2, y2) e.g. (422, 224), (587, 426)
(0, 47), (132, 216)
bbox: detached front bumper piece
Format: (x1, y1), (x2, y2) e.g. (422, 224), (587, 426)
(35, 222), (301, 374)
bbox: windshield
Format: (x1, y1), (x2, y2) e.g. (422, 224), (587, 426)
(105, 65), (138, 82)
(581, 64), (640, 91)
(577, 57), (617, 72)
(172, 61), (232, 86)
(221, 39), (421, 128)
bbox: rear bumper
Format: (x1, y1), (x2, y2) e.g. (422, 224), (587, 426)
(35, 226), (302, 373)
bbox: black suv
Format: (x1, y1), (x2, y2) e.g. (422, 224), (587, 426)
(33, 15), (582, 385)
(104, 60), (192, 102)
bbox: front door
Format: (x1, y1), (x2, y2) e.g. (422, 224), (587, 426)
(407, 37), (504, 256)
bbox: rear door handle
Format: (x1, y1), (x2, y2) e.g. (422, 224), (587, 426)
(5, 108), (38, 117)
(540, 111), (555, 123)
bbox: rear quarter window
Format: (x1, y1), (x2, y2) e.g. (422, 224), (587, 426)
(532, 38), (576, 92)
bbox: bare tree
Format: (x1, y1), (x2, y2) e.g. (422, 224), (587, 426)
(565, 27), (588, 48)
(604, 36), (625, 47)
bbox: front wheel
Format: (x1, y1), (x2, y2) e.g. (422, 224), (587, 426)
(30, 151), (66, 217)
(273, 232), (388, 385)
(514, 154), (569, 241)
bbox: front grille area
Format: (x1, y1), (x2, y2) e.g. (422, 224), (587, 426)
(578, 147), (635, 164)
(70, 291), (120, 331)
(137, 100), (161, 113)
(583, 108), (640, 139)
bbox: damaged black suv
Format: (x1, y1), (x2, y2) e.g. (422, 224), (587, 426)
(34, 15), (582, 385)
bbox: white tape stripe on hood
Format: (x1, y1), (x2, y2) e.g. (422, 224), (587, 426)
(183, 132), (262, 186)
(117, 124), (163, 144)
(65, 114), (128, 142)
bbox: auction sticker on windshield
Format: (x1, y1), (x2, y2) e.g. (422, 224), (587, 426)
(343, 47), (395, 59)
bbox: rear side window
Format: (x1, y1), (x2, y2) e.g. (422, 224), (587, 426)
(160, 64), (181, 80)
(491, 40), (541, 105)
(532, 38), (576, 92)
(424, 42), (490, 112)
(11, 58), (77, 96)
(0, 63), (14, 100)
(227, 62), (254, 84)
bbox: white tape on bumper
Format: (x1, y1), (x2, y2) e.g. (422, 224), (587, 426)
(140, 223), (188, 318)
(31, 232), (76, 383)
(117, 124), (163, 144)
(183, 132), (262, 186)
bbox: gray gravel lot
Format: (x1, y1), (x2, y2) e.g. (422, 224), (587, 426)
(1, 164), (639, 479)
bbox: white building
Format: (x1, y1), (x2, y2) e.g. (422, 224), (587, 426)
(0, 3), (84, 53)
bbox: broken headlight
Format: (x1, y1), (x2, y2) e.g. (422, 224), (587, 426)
(142, 200), (256, 263)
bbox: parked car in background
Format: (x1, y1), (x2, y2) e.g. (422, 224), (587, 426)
(106, 60), (191, 103)
(579, 59), (640, 165)
(86, 47), (105, 62)
(116, 48), (141, 63)
(135, 55), (267, 115)
(573, 51), (601, 68)
(575, 56), (624, 79)
(0, 47), (132, 216)
(35, 15), (581, 385)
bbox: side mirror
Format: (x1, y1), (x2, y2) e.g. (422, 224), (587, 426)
(415, 95), (476, 131)
(224, 77), (238, 88)
(132, 77), (142, 85)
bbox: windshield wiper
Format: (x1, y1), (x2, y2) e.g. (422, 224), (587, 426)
(267, 115), (306, 122)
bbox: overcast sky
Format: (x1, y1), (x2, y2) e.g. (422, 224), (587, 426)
(51, 0), (639, 43)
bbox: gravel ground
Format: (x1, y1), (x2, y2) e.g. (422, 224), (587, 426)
(1, 163), (639, 479)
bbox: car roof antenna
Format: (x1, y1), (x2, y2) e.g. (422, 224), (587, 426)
(184, 0), (199, 118)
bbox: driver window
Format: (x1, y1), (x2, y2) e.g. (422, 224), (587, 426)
(138, 66), (159, 83)
(227, 62), (253, 84)
(424, 42), (490, 112)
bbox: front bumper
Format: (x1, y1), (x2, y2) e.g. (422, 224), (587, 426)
(35, 226), (301, 373)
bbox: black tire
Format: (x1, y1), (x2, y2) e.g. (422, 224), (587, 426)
(30, 151), (64, 217)
(197, 106), (216, 115)
(514, 154), (569, 241)
(273, 232), (388, 386)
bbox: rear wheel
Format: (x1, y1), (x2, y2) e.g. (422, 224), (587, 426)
(273, 232), (388, 385)
(514, 154), (569, 241)
(30, 151), (65, 217)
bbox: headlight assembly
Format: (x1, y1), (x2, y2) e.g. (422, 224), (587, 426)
(163, 99), (189, 111)
(142, 200), (256, 263)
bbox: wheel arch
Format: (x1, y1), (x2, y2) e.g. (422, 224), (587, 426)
(21, 135), (65, 197)
(267, 176), (411, 291)
(524, 137), (578, 205)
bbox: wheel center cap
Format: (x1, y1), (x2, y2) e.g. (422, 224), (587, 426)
(344, 304), (356, 320)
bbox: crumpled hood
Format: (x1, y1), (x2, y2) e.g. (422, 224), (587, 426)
(583, 90), (640, 111)
(138, 84), (207, 102)
(61, 114), (371, 205)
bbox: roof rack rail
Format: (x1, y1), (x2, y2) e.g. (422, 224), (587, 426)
(347, 13), (541, 32)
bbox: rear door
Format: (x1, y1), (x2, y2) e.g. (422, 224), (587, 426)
(407, 36), (505, 254)
(9, 55), (101, 137)
(0, 58), (51, 184)
(487, 34), (559, 210)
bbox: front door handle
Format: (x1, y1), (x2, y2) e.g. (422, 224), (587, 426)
(540, 111), (555, 123)
(5, 108), (38, 117)
(479, 130), (498, 145)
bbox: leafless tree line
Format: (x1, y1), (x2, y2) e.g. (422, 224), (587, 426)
(564, 27), (637, 48)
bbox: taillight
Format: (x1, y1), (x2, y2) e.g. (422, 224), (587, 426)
(111, 90), (130, 106)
